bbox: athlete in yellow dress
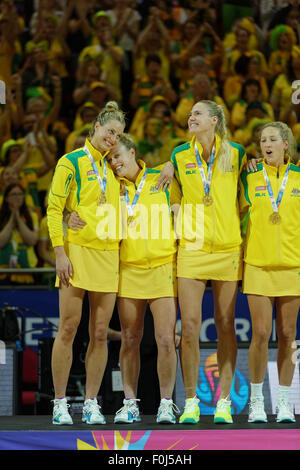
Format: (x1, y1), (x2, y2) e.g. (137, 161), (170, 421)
(47, 102), (125, 426)
(158, 100), (247, 424)
(240, 122), (300, 424)
(68, 133), (182, 424)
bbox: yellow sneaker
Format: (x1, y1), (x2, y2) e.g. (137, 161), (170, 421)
(214, 398), (233, 424)
(179, 397), (200, 424)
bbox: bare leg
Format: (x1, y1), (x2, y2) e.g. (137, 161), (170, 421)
(118, 297), (147, 398)
(84, 291), (117, 399)
(149, 296), (178, 399)
(276, 296), (300, 386)
(247, 295), (274, 383)
(51, 284), (85, 398)
(212, 280), (238, 399)
(178, 277), (206, 398)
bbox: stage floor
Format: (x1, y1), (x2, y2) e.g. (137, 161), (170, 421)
(1, 414), (300, 431)
(0, 415), (300, 451)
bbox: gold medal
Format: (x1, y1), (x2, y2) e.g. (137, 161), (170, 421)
(98, 194), (106, 205)
(269, 212), (281, 225)
(202, 194), (213, 206)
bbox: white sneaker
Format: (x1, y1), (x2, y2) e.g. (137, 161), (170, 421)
(82, 398), (106, 424)
(52, 398), (73, 425)
(114, 399), (141, 424)
(276, 397), (295, 423)
(156, 398), (180, 424)
(248, 397), (267, 423)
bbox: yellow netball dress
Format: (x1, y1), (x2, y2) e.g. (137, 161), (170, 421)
(117, 160), (182, 299)
(240, 159), (300, 296)
(171, 134), (247, 281)
(47, 138), (121, 292)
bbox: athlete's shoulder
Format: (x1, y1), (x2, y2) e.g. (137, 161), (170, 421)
(60, 147), (87, 167)
(171, 141), (191, 159)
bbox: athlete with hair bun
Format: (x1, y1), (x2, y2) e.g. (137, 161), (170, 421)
(47, 101), (125, 426)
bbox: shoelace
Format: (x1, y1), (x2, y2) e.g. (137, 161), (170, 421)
(184, 398), (199, 413)
(52, 400), (70, 414)
(84, 399), (102, 414)
(249, 397), (265, 414)
(159, 401), (180, 415)
(115, 399), (140, 416)
(276, 398), (294, 415)
(216, 399), (231, 411)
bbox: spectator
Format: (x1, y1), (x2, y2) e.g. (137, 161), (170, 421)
(230, 79), (274, 131)
(133, 9), (171, 83)
(267, 4), (300, 44)
(77, 11), (124, 101)
(17, 112), (57, 207)
(130, 53), (177, 110)
(30, 11), (71, 81)
(106, 0), (141, 104)
(223, 53), (269, 109)
(65, 101), (99, 153)
(270, 45), (300, 125)
(268, 24), (297, 80)
(221, 18), (268, 82)
(175, 74), (229, 129)
(136, 116), (179, 168)
(130, 94), (185, 142)
(0, 2), (23, 89)
(0, 138), (42, 217)
(0, 182), (39, 285)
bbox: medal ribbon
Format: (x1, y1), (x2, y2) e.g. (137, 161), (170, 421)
(123, 169), (148, 217)
(84, 144), (107, 198)
(262, 164), (290, 213)
(194, 142), (216, 195)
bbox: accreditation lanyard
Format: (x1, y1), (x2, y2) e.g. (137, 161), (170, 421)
(84, 144), (107, 198)
(123, 169), (147, 217)
(262, 164), (290, 214)
(194, 142), (216, 196)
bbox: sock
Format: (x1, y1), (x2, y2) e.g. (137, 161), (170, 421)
(278, 385), (290, 401)
(250, 382), (264, 399)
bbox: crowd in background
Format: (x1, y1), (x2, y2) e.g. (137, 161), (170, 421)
(0, 0), (300, 284)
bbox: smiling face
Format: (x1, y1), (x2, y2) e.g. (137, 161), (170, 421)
(5, 185), (25, 211)
(91, 119), (124, 153)
(107, 142), (136, 178)
(188, 102), (217, 136)
(260, 126), (288, 165)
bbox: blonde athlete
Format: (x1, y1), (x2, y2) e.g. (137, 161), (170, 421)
(240, 122), (300, 424)
(158, 100), (247, 424)
(47, 102), (125, 426)
(69, 134), (182, 424)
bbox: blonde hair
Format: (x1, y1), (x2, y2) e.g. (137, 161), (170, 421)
(119, 133), (137, 153)
(260, 121), (297, 162)
(200, 100), (232, 172)
(89, 101), (126, 137)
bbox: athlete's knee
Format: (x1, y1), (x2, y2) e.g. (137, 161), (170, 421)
(58, 318), (80, 344)
(91, 323), (109, 343)
(214, 312), (235, 335)
(155, 332), (175, 352)
(181, 318), (201, 342)
(121, 328), (143, 349)
(277, 325), (296, 345)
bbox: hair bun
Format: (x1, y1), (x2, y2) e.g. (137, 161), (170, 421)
(105, 101), (120, 112)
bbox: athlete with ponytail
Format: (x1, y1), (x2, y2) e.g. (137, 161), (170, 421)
(158, 100), (247, 424)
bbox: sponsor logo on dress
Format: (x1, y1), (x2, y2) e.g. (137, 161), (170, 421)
(291, 188), (300, 196)
(185, 163), (196, 169)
